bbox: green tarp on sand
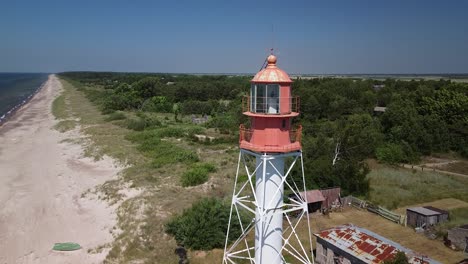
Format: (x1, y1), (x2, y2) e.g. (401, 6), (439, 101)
(52, 242), (81, 251)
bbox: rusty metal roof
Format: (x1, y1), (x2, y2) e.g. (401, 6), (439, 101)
(314, 224), (441, 264)
(299, 190), (325, 203)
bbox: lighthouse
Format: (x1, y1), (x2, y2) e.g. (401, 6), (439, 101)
(223, 55), (313, 264)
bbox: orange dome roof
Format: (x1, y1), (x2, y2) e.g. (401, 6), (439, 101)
(252, 55), (292, 83)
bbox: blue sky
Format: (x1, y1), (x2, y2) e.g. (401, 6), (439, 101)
(1, 0), (467, 74)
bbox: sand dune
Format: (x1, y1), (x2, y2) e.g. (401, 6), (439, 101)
(0, 75), (120, 264)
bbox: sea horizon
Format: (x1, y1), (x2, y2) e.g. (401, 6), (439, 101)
(0, 73), (49, 124)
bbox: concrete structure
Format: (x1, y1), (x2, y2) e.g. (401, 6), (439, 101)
(223, 54), (313, 264)
(315, 224), (441, 264)
(406, 206), (449, 228)
(448, 224), (468, 251)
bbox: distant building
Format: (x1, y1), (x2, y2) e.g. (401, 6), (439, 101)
(191, 114), (208, 124)
(314, 224), (441, 264)
(373, 84), (385, 91)
(406, 206), (449, 228)
(447, 224), (468, 251)
(373, 106), (387, 113)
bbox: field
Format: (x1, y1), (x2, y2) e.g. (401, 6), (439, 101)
(366, 163), (468, 209)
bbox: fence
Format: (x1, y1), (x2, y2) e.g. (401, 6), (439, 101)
(343, 196), (406, 226)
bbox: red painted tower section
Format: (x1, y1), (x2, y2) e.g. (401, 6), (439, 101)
(239, 54), (302, 153)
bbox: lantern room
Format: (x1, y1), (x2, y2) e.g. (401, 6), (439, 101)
(244, 55), (299, 116)
(239, 54), (302, 153)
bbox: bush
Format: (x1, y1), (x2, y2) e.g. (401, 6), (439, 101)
(126, 118), (147, 131)
(165, 197), (246, 250)
(181, 163), (217, 187)
(105, 111), (126, 121)
(156, 127), (186, 138)
(144, 96), (173, 112)
(125, 115), (161, 131)
(150, 145), (199, 168)
(376, 143), (405, 164)
(383, 251), (409, 264)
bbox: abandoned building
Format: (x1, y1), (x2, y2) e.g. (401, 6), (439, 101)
(314, 224), (441, 264)
(320, 187), (342, 210)
(297, 187), (342, 213)
(298, 190), (325, 213)
(406, 206), (449, 228)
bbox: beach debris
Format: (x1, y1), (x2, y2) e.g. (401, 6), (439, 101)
(52, 242), (81, 251)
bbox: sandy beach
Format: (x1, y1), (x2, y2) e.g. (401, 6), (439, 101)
(0, 75), (120, 264)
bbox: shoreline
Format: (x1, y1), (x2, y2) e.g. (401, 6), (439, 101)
(0, 78), (48, 126)
(0, 75), (121, 263)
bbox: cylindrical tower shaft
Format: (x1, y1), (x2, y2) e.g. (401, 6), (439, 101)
(255, 155), (284, 264)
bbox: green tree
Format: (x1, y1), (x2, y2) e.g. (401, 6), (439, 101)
(165, 198), (246, 250)
(383, 251), (409, 264)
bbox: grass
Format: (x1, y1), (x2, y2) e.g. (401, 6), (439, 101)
(54, 120), (77, 132)
(367, 166), (468, 209)
(51, 93), (69, 119)
(447, 207), (468, 227)
(56, 77), (238, 263)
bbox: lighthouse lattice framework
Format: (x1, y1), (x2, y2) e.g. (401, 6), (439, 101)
(223, 55), (314, 264)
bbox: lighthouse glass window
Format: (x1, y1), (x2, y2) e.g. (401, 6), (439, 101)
(251, 84), (279, 114)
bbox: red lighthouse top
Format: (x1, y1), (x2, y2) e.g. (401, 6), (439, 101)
(252, 55), (292, 83)
(239, 54), (302, 153)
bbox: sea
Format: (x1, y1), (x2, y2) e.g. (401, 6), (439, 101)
(0, 73), (49, 124)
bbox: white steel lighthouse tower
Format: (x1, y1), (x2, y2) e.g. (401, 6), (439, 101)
(223, 55), (314, 264)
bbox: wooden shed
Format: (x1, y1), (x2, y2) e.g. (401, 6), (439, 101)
(297, 190), (325, 213)
(320, 187), (341, 210)
(406, 206), (449, 228)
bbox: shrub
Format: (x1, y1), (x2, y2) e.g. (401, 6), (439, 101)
(125, 115), (161, 131)
(181, 163), (217, 187)
(165, 197), (246, 250)
(376, 143), (405, 164)
(150, 145), (199, 168)
(126, 118), (147, 131)
(156, 127), (186, 138)
(383, 251), (409, 264)
(105, 111), (126, 121)
(142, 96), (173, 112)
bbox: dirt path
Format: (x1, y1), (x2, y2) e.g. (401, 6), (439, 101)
(400, 163), (468, 178)
(0, 75), (120, 264)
